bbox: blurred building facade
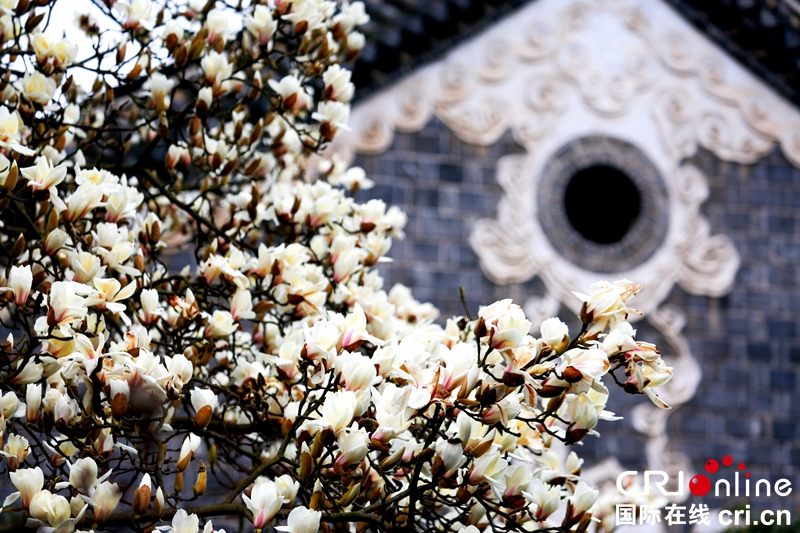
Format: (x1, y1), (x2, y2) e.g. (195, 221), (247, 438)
(334, 0), (800, 517)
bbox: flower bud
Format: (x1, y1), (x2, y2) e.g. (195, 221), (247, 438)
(43, 228), (68, 255)
(133, 473), (151, 515)
(177, 433), (200, 472)
(6, 265), (32, 306)
(92, 481), (121, 522)
(153, 487), (165, 518)
(298, 450), (312, 480)
(337, 482), (360, 507)
(193, 461), (207, 497)
(379, 445), (405, 471)
(109, 379), (129, 418)
(191, 388), (218, 428)
(25, 384), (41, 423)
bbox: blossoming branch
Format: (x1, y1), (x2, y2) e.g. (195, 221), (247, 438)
(0, 1), (674, 532)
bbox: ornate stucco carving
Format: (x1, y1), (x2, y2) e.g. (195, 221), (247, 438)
(332, 0), (797, 506)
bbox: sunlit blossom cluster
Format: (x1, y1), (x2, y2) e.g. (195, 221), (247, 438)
(0, 1), (674, 533)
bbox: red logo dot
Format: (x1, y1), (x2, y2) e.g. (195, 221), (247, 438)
(689, 475), (711, 497)
(746, 473), (751, 478)
(705, 459), (719, 474)
(722, 455), (733, 466)
(738, 462), (746, 470)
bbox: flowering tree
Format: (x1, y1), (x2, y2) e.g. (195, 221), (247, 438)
(0, 1), (675, 532)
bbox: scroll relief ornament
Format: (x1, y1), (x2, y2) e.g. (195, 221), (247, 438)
(332, 0), (800, 508)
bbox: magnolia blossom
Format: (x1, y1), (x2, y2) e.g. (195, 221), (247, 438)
(268, 75), (307, 110)
(570, 481), (599, 518)
(318, 390), (357, 433)
(276, 507), (321, 533)
(2, 434), (29, 471)
(114, 0), (155, 29)
(540, 317), (569, 352)
(333, 1), (369, 31)
(312, 101), (350, 139)
(337, 351), (377, 391)
(18, 71), (57, 105)
(25, 384), (41, 423)
(47, 281), (88, 327)
(527, 478), (562, 521)
(170, 509), (199, 533)
(434, 438), (464, 478)
(243, 481), (282, 529)
(205, 310), (238, 338)
(44, 228), (69, 255)
(51, 39), (78, 68)
(206, 9), (234, 43)
(322, 65), (354, 103)
(0, 391), (18, 419)
(230, 288), (256, 321)
(346, 31), (365, 58)
(148, 73), (175, 109)
(335, 425), (369, 470)
(7, 466), (44, 507)
(22, 158), (67, 210)
(245, 5), (277, 45)
(574, 279), (643, 333)
(479, 299), (532, 351)
(3, 264), (32, 305)
(177, 433), (201, 472)
(190, 388), (218, 427)
(0, 106), (32, 154)
(68, 457), (98, 495)
(87, 278), (137, 324)
(109, 379), (130, 418)
(29, 490), (71, 529)
(133, 474), (151, 515)
(64, 184), (104, 221)
(468, 448), (508, 496)
(201, 51), (233, 91)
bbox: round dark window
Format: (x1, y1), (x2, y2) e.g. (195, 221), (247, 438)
(537, 137), (668, 273)
(563, 165), (642, 244)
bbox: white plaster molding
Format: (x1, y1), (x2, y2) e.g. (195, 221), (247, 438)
(336, 0), (800, 167)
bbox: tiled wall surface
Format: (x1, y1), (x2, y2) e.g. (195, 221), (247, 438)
(354, 118), (800, 511)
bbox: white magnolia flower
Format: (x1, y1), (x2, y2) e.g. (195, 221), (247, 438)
(322, 64), (354, 103)
(25, 384), (41, 423)
(312, 101), (351, 138)
(68, 457), (98, 495)
(7, 466), (44, 507)
(0, 106), (32, 155)
(29, 490), (71, 528)
(147, 73), (175, 108)
(275, 506), (321, 533)
(3, 264), (32, 305)
(243, 481), (282, 529)
(205, 310), (238, 338)
(18, 71), (56, 105)
(245, 5), (277, 45)
(22, 158), (67, 210)
(114, 0), (155, 29)
(334, 425), (369, 470)
(190, 388), (218, 427)
(170, 509), (199, 533)
(177, 433), (201, 471)
(206, 9), (234, 42)
(201, 51), (233, 91)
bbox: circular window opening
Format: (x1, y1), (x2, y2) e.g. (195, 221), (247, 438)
(537, 136), (668, 273)
(564, 165), (642, 244)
